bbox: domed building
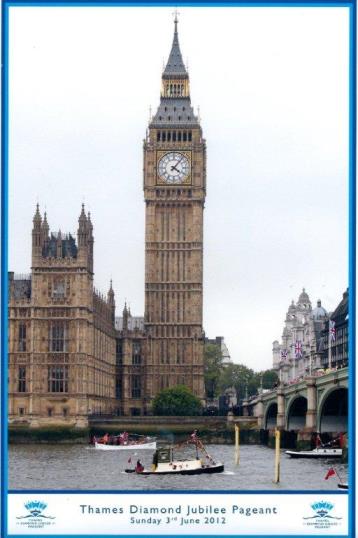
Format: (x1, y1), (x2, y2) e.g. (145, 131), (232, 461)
(272, 289), (328, 384)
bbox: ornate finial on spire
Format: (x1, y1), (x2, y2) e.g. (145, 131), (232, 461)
(173, 8), (179, 30)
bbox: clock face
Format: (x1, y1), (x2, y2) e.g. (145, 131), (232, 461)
(158, 152), (190, 184)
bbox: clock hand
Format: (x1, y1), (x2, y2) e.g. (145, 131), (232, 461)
(170, 156), (185, 173)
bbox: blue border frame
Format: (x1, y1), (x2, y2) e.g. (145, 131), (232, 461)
(1, 1), (356, 537)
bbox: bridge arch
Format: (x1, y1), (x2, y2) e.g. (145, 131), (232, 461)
(265, 402), (278, 429)
(286, 395), (307, 430)
(318, 387), (348, 433)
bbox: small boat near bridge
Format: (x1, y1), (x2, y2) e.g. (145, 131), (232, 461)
(285, 447), (342, 459)
(285, 434), (343, 459)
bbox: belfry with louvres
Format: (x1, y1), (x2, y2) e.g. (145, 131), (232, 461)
(8, 18), (206, 424)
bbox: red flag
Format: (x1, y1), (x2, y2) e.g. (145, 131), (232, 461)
(325, 468), (336, 480)
(128, 457), (132, 464)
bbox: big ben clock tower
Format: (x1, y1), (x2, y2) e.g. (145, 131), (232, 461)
(143, 16), (206, 408)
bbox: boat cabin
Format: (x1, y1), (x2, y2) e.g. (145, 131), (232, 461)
(152, 447), (202, 472)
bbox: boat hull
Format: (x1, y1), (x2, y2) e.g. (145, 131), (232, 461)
(125, 464), (224, 475)
(95, 441), (156, 450)
(285, 448), (342, 459)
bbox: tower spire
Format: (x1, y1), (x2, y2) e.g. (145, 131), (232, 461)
(163, 12), (187, 77)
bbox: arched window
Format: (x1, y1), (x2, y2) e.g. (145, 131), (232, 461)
(178, 132), (182, 142)
(167, 131), (171, 141)
(157, 132), (160, 142)
(173, 132), (176, 141)
(162, 132), (166, 142)
(183, 132), (187, 142)
(188, 131), (192, 141)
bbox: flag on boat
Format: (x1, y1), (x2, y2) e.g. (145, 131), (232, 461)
(329, 320), (336, 342)
(325, 468), (336, 480)
(281, 349), (288, 361)
(294, 340), (303, 358)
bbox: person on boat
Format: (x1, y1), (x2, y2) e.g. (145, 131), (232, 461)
(102, 433), (109, 444)
(135, 460), (144, 473)
(190, 430), (199, 442)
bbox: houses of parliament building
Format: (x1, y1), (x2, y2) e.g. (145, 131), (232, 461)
(8, 18), (206, 426)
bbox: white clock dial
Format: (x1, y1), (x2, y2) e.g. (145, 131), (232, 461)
(158, 152), (190, 184)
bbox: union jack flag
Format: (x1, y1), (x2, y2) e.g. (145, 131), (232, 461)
(294, 340), (303, 358)
(329, 320), (336, 342)
(280, 349), (288, 361)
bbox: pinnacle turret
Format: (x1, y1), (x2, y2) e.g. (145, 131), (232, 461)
(122, 301), (129, 331)
(33, 203), (42, 227)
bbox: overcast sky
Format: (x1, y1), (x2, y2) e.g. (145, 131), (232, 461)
(8, 5), (349, 371)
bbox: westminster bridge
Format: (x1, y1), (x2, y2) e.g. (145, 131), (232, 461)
(242, 367), (348, 433)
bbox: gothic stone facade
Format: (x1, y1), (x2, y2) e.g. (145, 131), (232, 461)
(8, 20), (206, 422)
(8, 206), (117, 427)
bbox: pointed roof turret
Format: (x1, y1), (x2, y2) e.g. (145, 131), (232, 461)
(163, 14), (187, 77)
(33, 203), (42, 226)
(79, 203), (87, 225)
(87, 211), (93, 230)
(108, 279), (115, 303)
(122, 301), (129, 331)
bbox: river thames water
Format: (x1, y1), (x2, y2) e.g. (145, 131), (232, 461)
(9, 444), (348, 491)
